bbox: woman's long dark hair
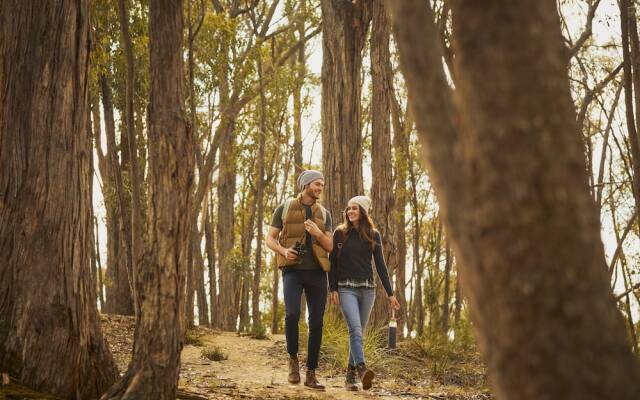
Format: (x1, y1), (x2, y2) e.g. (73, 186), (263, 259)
(337, 204), (377, 250)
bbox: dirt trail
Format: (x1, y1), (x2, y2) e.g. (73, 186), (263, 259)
(180, 331), (433, 400)
(100, 315), (488, 400)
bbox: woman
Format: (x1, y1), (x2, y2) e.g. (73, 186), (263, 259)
(329, 195), (401, 391)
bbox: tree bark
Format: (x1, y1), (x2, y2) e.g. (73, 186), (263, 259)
(271, 257), (280, 334)
(440, 239), (452, 334)
(388, 0), (640, 398)
(409, 160), (424, 336)
(252, 56), (268, 329)
(0, 1), (118, 397)
(101, 0), (194, 397)
(95, 216), (107, 311)
(293, 0), (306, 174)
(619, 0), (640, 233)
(320, 0), (371, 217)
(186, 250), (196, 327)
(117, 0), (143, 319)
(204, 199), (218, 327)
(369, 0), (396, 328)
(194, 221), (209, 326)
(453, 265), (462, 327)
(101, 74), (135, 316)
(391, 90), (409, 339)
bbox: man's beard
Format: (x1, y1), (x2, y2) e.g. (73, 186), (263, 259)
(307, 189), (320, 200)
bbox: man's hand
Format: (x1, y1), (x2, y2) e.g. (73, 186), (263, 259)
(282, 247), (299, 260)
(304, 219), (322, 237)
(330, 291), (340, 305)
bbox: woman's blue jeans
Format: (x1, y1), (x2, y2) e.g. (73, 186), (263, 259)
(338, 287), (376, 366)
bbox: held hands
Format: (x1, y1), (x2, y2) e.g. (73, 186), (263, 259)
(303, 219), (322, 237)
(388, 295), (401, 311)
(330, 291), (340, 305)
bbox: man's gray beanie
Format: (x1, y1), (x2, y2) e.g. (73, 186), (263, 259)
(297, 170), (324, 191)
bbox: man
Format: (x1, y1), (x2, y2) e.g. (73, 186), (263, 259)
(266, 170), (333, 391)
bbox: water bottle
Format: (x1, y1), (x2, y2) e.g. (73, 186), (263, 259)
(387, 309), (397, 349)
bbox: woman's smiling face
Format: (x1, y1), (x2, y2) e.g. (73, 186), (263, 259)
(346, 202), (361, 223)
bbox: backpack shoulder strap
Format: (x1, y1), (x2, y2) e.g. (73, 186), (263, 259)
(281, 198), (296, 223)
(317, 203), (327, 230)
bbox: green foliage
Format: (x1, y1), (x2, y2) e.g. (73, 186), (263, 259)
(298, 309), (387, 373)
(185, 329), (205, 347)
(404, 324), (487, 388)
(261, 300), (285, 334)
(224, 248), (253, 281)
(201, 346), (229, 362)
(249, 323), (268, 340)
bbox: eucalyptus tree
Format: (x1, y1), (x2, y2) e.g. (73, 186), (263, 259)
(101, 0), (195, 397)
(0, 0), (118, 397)
(389, 1), (640, 399)
(320, 0), (371, 218)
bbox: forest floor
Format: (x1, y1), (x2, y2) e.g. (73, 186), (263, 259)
(102, 315), (492, 400)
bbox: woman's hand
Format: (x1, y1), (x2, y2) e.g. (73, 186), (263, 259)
(330, 291), (340, 305)
(388, 295), (401, 310)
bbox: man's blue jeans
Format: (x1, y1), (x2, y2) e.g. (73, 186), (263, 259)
(282, 268), (328, 369)
(338, 287), (376, 366)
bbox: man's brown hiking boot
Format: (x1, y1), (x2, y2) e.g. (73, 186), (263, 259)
(288, 357), (300, 384)
(356, 363), (374, 390)
(304, 369), (325, 391)
(345, 365), (359, 391)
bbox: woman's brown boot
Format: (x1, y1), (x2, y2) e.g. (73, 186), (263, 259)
(356, 362), (374, 390)
(345, 365), (359, 391)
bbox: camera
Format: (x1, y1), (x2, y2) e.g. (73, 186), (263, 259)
(293, 241), (307, 258)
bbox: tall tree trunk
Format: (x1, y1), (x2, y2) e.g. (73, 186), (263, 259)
(216, 120), (238, 331)
(88, 110), (100, 311)
(102, 0), (194, 397)
(186, 0), (207, 329)
(428, 219), (443, 334)
(252, 56), (268, 329)
(91, 93), (108, 312)
(0, 1), (118, 396)
(369, 0), (396, 328)
(215, 30), (239, 330)
(388, 1), (640, 398)
(271, 257), (280, 334)
(440, 239), (452, 334)
(620, 0), (640, 232)
(292, 0), (306, 174)
(454, 264), (462, 327)
(611, 204), (639, 354)
(186, 231), (195, 327)
(117, 0), (143, 319)
(409, 162), (424, 336)
(320, 0), (371, 217)
(194, 222), (209, 326)
(95, 216), (107, 311)
(238, 184), (256, 332)
(205, 200), (218, 327)
(391, 92), (409, 339)
(101, 74), (135, 316)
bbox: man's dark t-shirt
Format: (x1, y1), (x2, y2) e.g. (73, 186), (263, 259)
(271, 202), (332, 270)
